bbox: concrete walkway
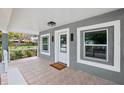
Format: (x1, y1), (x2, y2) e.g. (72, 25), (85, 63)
(7, 68), (27, 85)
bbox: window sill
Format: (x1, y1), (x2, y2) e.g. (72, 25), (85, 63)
(83, 56), (108, 62)
(41, 51), (50, 56)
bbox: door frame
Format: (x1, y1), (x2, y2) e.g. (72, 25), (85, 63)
(55, 28), (70, 67)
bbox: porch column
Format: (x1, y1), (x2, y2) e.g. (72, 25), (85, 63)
(2, 32), (9, 72)
(37, 34), (40, 57)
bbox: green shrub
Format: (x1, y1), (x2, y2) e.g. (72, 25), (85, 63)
(10, 49), (37, 60)
(10, 51), (16, 60)
(26, 50), (33, 57)
(33, 50), (37, 56)
(15, 50), (23, 59)
(22, 50), (27, 58)
(0, 50), (2, 61)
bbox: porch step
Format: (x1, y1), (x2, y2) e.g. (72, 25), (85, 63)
(8, 68), (27, 85)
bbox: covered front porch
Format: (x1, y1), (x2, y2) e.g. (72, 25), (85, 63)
(0, 8), (122, 85)
(1, 57), (115, 85)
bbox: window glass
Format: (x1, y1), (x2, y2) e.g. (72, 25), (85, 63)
(60, 34), (67, 52)
(85, 30), (107, 44)
(82, 29), (108, 61)
(42, 36), (49, 51)
(85, 46), (106, 60)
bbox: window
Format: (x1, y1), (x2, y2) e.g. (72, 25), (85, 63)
(40, 34), (50, 55)
(42, 37), (48, 51)
(77, 20), (120, 72)
(83, 29), (108, 61)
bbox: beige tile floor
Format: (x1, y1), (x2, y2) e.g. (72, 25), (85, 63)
(1, 57), (116, 85)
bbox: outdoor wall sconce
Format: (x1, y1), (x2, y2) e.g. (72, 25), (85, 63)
(70, 33), (74, 41)
(52, 36), (54, 42)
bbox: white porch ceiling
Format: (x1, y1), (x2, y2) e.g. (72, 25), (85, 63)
(0, 8), (12, 32)
(0, 8), (119, 35)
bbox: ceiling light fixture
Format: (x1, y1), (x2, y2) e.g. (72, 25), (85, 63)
(47, 21), (56, 27)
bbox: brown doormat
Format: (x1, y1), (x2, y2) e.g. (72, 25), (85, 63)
(50, 62), (67, 70)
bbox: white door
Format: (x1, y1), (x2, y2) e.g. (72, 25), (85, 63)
(58, 32), (68, 64)
(55, 28), (69, 66)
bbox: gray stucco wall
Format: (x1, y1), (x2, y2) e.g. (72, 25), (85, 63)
(39, 9), (124, 84)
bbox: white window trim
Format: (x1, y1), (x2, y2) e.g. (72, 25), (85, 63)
(40, 33), (50, 56)
(83, 29), (108, 62)
(77, 20), (120, 72)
